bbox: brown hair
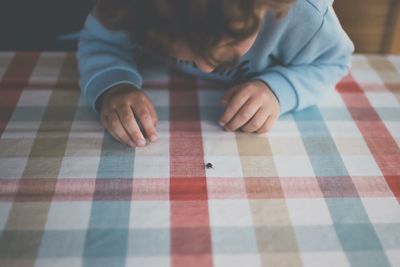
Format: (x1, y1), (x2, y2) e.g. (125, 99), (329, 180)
(94, 0), (294, 67)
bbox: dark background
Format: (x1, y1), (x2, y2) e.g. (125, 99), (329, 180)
(0, 0), (92, 51)
(0, 0), (399, 53)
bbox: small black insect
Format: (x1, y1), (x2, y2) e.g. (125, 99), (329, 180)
(205, 163), (213, 169)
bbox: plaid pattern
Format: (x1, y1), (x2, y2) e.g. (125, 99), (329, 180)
(0, 52), (399, 267)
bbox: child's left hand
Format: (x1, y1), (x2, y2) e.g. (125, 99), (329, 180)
(219, 80), (280, 134)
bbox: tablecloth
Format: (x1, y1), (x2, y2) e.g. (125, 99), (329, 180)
(0, 52), (399, 267)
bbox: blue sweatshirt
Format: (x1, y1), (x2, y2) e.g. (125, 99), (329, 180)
(77, 0), (354, 115)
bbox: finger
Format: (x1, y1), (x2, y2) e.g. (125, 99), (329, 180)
(133, 107), (158, 142)
(147, 101), (158, 127)
(116, 106), (147, 147)
(256, 112), (278, 134)
(102, 113), (122, 143)
(240, 107), (269, 133)
(224, 98), (260, 131)
(220, 85), (241, 107)
(106, 111), (134, 146)
(219, 90), (250, 127)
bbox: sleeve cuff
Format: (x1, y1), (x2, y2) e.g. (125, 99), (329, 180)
(83, 67), (142, 113)
(252, 71), (298, 115)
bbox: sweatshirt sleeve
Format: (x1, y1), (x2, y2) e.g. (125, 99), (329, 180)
(77, 14), (143, 112)
(252, 5), (354, 115)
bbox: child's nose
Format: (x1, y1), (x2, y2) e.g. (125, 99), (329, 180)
(195, 60), (214, 73)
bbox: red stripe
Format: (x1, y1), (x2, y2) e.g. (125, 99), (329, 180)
(169, 74), (213, 267)
(337, 74), (400, 202)
(337, 76), (393, 93)
(336, 74), (400, 93)
(0, 176), (393, 202)
(0, 52), (40, 137)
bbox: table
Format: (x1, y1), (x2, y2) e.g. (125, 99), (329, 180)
(0, 52), (399, 267)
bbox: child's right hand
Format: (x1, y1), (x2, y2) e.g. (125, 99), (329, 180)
(99, 84), (158, 147)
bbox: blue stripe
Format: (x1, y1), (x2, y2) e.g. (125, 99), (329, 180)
(293, 107), (391, 267)
(83, 131), (135, 267)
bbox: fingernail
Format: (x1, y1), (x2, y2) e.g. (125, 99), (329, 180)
(150, 134), (158, 142)
(219, 121), (225, 127)
(137, 139), (146, 146)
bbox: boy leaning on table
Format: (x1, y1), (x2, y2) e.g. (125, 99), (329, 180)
(77, 0), (354, 148)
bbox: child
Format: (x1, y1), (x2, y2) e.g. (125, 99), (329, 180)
(78, 0), (354, 147)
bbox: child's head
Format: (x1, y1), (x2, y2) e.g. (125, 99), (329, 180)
(95, 0), (294, 72)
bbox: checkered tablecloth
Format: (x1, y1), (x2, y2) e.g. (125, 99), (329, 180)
(0, 52), (399, 267)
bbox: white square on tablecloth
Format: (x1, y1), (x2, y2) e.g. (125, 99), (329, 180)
(126, 256), (170, 267)
(16, 90), (52, 107)
(202, 136), (241, 156)
(2, 121), (44, 139)
(351, 55), (382, 84)
(133, 156), (170, 179)
(45, 202), (92, 230)
(67, 121), (104, 139)
(273, 156), (315, 177)
(300, 252), (350, 267)
(213, 254), (261, 267)
(129, 201), (170, 229)
(386, 250), (400, 267)
(365, 92), (400, 108)
(269, 136), (309, 156)
(28, 52), (66, 85)
(34, 258), (82, 267)
(318, 90), (346, 108)
(341, 155), (383, 177)
(208, 199), (253, 227)
(286, 198), (333, 225)
(203, 156), (243, 178)
(267, 118), (300, 138)
(58, 156), (101, 179)
(325, 121), (364, 138)
(361, 197), (400, 224)
(0, 157), (28, 179)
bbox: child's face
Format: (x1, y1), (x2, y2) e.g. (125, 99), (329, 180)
(171, 9), (267, 73)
